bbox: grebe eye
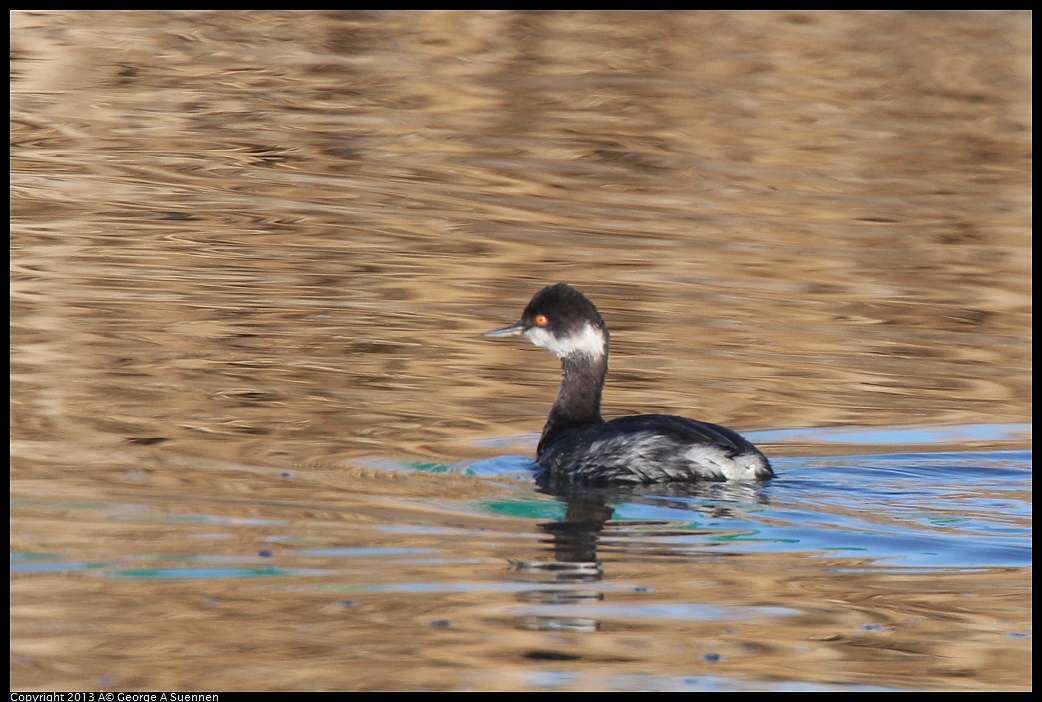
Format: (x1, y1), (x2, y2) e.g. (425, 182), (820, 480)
(534, 314), (549, 327)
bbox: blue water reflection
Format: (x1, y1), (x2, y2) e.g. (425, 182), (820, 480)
(467, 429), (1031, 571)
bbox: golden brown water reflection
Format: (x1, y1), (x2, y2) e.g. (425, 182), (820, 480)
(11, 11), (1031, 691)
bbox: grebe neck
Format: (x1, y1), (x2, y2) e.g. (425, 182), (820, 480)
(540, 351), (607, 450)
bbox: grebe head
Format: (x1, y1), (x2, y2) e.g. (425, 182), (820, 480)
(484, 283), (609, 360)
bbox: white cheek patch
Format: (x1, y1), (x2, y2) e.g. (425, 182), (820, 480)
(525, 323), (606, 359)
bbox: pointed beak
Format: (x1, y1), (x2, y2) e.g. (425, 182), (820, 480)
(483, 321), (526, 338)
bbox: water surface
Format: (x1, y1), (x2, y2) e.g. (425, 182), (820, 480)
(10, 10), (1031, 691)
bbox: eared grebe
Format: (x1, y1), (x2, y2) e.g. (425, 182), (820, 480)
(485, 283), (773, 485)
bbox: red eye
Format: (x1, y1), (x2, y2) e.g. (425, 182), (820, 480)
(534, 314), (549, 327)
